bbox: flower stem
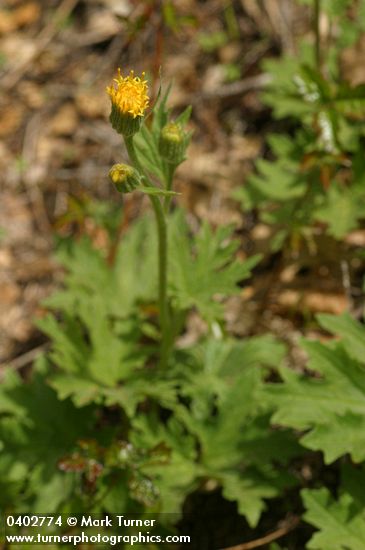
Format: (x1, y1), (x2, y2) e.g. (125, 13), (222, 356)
(164, 163), (175, 213)
(124, 136), (170, 368)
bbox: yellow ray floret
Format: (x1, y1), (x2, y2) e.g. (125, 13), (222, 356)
(107, 69), (149, 118)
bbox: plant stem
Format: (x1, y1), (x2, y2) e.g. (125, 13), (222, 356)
(124, 136), (170, 368)
(314, 0), (321, 72)
(164, 163), (175, 213)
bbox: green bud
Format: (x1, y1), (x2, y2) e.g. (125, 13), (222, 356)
(109, 163), (141, 193)
(159, 122), (185, 164)
(109, 104), (142, 138)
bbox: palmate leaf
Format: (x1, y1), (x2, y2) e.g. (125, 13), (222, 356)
(302, 488), (365, 550)
(0, 359), (93, 510)
(37, 306), (147, 390)
(169, 212), (261, 322)
(45, 215), (158, 319)
(124, 336), (297, 526)
(179, 368), (297, 527)
(178, 336), (286, 422)
(314, 184), (365, 239)
(40, 321), (177, 415)
(175, 337), (298, 527)
(37, 217), (160, 406)
(265, 313), (365, 463)
(247, 158), (307, 201)
(0, 362), (94, 472)
(234, 131), (312, 212)
(261, 52), (316, 120)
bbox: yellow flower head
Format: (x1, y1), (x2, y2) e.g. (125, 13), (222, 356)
(107, 69), (149, 119)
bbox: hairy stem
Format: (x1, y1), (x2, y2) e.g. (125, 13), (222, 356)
(164, 163), (175, 213)
(124, 136), (170, 368)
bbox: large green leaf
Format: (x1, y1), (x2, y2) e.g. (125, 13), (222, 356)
(174, 338), (299, 527)
(0, 361), (93, 510)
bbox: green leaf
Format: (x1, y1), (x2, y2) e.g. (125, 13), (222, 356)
(134, 85), (191, 185)
(49, 374), (101, 407)
(38, 217), (160, 405)
(169, 211), (261, 321)
(103, 375), (178, 417)
(314, 185), (364, 239)
(341, 463), (365, 509)
(317, 312), (365, 363)
(222, 470), (288, 529)
(248, 158), (307, 201)
(139, 187), (180, 197)
(296, 64), (332, 104)
(303, 412), (365, 464)
(302, 488), (365, 550)
(174, 338), (299, 527)
(0, 362), (93, 510)
(131, 414), (198, 514)
(332, 83), (365, 118)
(261, 48), (315, 120)
(266, 335), (365, 462)
(175, 105), (192, 126)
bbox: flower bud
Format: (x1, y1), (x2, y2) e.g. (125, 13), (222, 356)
(107, 69), (149, 137)
(159, 122), (185, 164)
(109, 164), (141, 193)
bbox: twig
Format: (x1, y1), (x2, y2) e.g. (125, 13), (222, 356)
(220, 516), (300, 550)
(200, 73), (272, 100)
(1, 0), (79, 91)
(0, 344), (47, 374)
(21, 112), (53, 236)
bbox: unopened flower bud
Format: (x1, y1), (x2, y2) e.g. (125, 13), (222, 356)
(159, 123), (185, 164)
(109, 164), (141, 193)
